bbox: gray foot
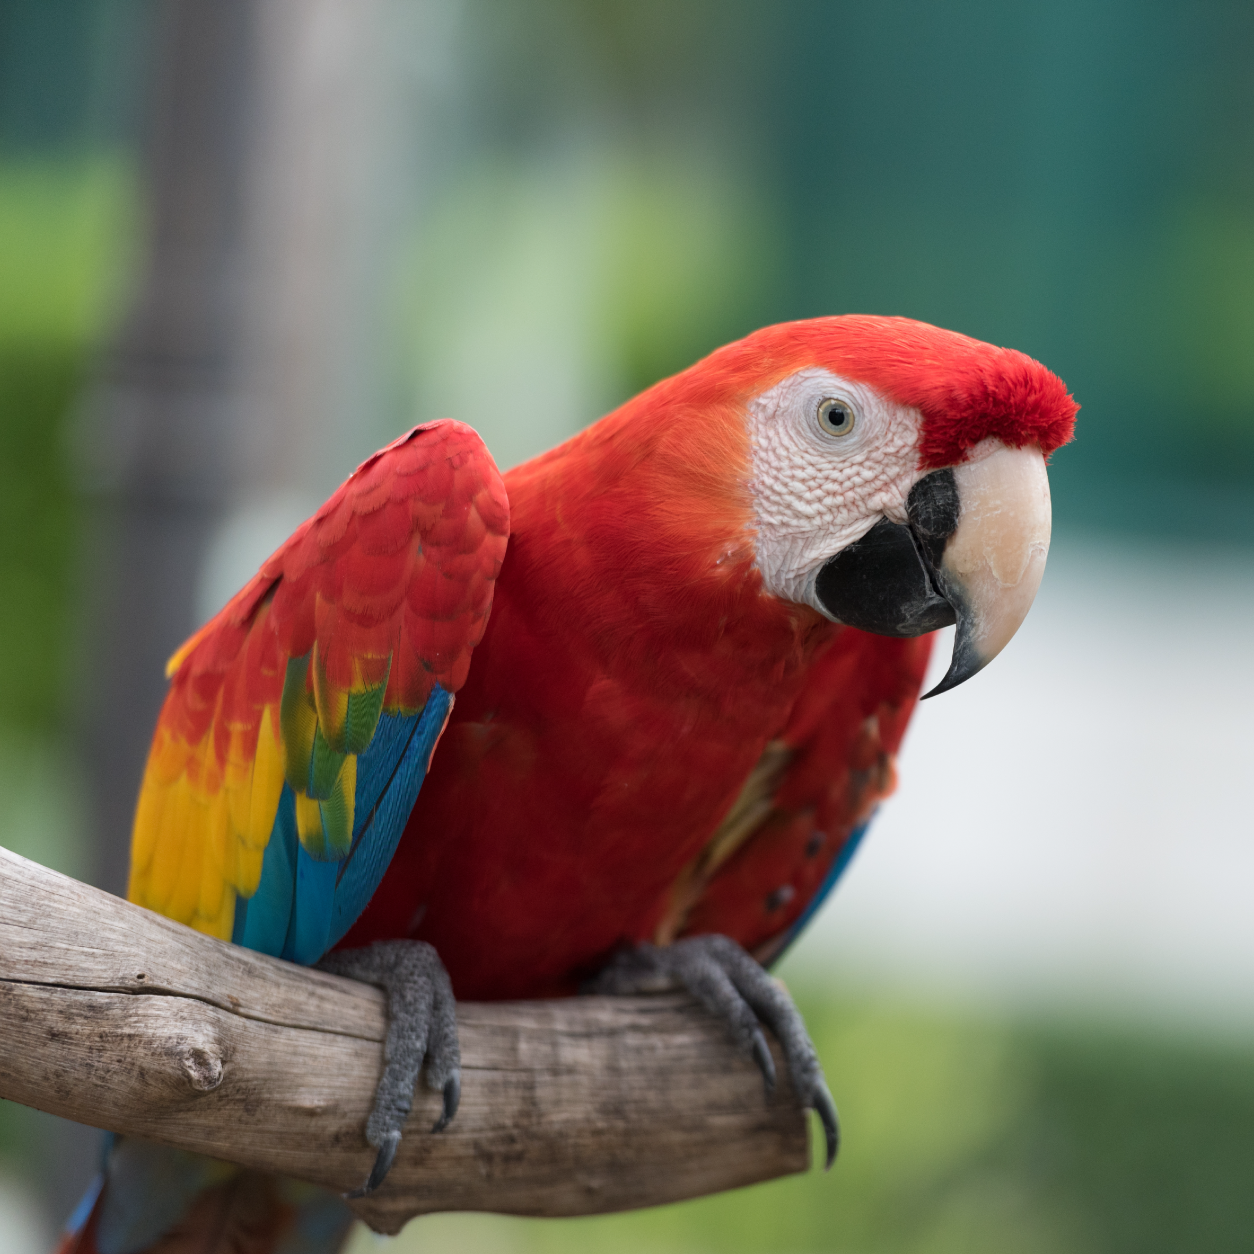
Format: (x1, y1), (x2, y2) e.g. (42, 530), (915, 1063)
(586, 934), (839, 1168)
(318, 940), (461, 1197)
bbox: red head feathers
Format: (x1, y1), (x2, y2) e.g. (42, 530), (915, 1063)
(666, 314), (1078, 470)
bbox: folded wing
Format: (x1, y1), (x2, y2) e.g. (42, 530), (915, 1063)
(127, 420), (509, 963)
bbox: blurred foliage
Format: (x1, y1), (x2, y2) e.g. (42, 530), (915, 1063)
(400, 149), (779, 469)
(0, 159), (133, 345)
(0, 0), (142, 729)
(0, 0), (145, 154)
(0, 158), (133, 730)
(0, 346), (83, 728)
(361, 985), (1254, 1254)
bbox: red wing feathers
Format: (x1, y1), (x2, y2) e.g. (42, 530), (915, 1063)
(671, 629), (934, 957)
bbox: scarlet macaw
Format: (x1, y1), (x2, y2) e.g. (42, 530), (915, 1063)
(61, 316), (1075, 1254)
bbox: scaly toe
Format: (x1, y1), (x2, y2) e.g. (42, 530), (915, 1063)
(319, 939), (462, 1194)
(588, 933), (837, 1166)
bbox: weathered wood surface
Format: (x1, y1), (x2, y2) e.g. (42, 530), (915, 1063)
(0, 847), (810, 1233)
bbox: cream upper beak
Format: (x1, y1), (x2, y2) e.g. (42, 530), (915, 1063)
(925, 443), (1052, 697)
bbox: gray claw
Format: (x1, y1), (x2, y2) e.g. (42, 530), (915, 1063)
(347, 1130), (400, 1198)
(750, 1027), (776, 1094)
(318, 939), (462, 1193)
(812, 1079), (840, 1169)
(432, 1070), (460, 1133)
(587, 933), (837, 1170)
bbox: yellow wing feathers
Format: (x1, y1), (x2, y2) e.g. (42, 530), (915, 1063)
(128, 705), (284, 939)
(129, 651), (390, 937)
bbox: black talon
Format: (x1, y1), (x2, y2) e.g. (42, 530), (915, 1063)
(750, 1027), (776, 1094)
(813, 1080), (840, 1169)
(347, 1130), (400, 1198)
(432, 1070), (460, 1133)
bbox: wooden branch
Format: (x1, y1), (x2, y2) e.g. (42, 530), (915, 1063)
(0, 848), (809, 1234)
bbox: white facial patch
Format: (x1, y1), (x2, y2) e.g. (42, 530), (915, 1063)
(744, 368), (924, 616)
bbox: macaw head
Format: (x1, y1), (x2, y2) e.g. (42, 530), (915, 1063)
(682, 316), (1077, 695)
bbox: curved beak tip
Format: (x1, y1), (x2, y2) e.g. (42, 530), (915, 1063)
(920, 652), (986, 700)
(919, 620), (988, 699)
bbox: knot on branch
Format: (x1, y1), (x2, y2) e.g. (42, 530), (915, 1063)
(178, 1041), (225, 1092)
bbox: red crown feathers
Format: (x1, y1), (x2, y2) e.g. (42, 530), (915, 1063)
(676, 315), (1078, 470)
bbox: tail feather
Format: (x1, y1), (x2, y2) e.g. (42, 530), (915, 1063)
(57, 1139), (355, 1254)
(55, 1180), (102, 1254)
(115, 1172), (292, 1254)
(56, 1172), (103, 1254)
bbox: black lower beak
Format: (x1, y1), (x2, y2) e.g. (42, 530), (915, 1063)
(813, 516), (956, 638)
(814, 468), (960, 640)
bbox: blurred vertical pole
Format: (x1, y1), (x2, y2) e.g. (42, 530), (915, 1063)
(80, 0), (257, 902)
(236, 0), (393, 505)
(66, 0), (394, 1224)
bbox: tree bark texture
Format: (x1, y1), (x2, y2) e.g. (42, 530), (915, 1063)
(0, 848), (811, 1234)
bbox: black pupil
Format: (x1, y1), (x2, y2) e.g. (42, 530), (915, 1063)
(828, 404), (848, 428)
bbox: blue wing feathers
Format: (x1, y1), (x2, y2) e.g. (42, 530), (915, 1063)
(327, 689), (453, 950)
(232, 789), (297, 955)
(231, 686), (453, 964)
(286, 845), (339, 964)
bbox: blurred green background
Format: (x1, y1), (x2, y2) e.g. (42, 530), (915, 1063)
(0, 1), (1252, 1251)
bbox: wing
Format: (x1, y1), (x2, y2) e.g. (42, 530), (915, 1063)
(127, 420), (509, 964)
(653, 628), (934, 963)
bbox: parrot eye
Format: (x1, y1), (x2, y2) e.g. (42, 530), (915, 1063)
(817, 398), (856, 437)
